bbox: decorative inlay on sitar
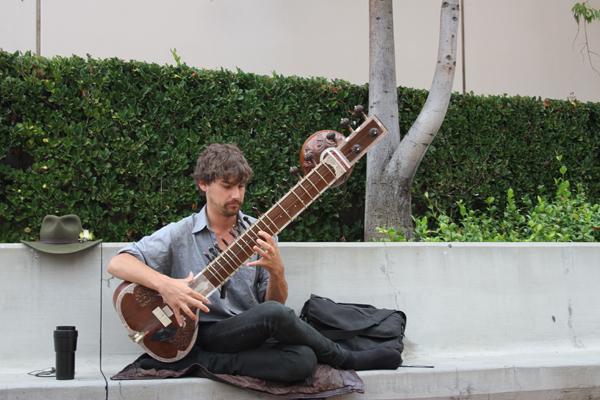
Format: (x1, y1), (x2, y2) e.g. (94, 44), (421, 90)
(113, 109), (388, 362)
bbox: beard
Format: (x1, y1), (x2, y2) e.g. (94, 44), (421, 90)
(221, 200), (241, 217)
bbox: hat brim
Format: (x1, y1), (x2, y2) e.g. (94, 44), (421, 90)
(21, 240), (102, 254)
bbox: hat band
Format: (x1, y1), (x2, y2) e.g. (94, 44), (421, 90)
(41, 239), (79, 244)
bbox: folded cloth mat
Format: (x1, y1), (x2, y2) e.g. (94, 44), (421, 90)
(111, 352), (364, 399)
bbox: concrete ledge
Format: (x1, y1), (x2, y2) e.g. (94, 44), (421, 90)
(98, 350), (600, 400)
(354, 351), (600, 400)
(1, 242), (599, 399)
(108, 378), (275, 400)
(0, 370), (107, 400)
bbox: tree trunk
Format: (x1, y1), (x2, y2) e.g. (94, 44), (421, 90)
(365, 0), (405, 240)
(365, 0), (460, 241)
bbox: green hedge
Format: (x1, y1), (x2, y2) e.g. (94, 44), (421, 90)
(0, 51), (368, 242)
(1, 50), (599, 242)
(403, 90), (600, 218)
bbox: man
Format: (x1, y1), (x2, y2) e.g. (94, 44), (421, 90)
(108, 143), (400, 382)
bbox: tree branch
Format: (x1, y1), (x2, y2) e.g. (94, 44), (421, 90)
(386, 0), (460, 180)
(572, 1), (600, 77)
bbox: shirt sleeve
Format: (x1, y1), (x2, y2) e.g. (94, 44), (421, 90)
(255, 266), (270, 302)
(117, 224), (174, 276)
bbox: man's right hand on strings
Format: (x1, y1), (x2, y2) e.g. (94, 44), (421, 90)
(156, 272), (211, 326)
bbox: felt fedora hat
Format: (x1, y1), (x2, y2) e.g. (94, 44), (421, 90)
(22, 214), (101, 254)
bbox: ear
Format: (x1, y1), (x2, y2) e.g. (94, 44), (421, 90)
(197, 180), (208, 193)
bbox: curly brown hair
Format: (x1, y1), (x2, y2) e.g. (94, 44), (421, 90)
(192, 143), (253, 187)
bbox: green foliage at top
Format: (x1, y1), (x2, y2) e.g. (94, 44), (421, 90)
(1, 50), (599, 242)
(572, 2), (600, 24)
(378, 162), (600, 242)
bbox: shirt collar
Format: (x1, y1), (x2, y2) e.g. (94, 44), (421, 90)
(191, 205), (247, 234)
(191, 205), (209, 234)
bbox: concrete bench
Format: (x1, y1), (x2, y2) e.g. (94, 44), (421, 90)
(1, 242), (599, 399)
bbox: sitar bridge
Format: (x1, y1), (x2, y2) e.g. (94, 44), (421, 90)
(152, 305), (175, 327)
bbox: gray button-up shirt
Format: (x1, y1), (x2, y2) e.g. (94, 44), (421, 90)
(118, 206), (270, 322)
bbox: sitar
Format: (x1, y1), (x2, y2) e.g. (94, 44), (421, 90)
(113, 110), (388, 362)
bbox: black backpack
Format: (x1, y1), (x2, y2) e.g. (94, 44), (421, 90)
(300, 294), (406, 355)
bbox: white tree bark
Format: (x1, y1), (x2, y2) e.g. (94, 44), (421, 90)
(365, 0), (403, 240)
(365, 0), (460, 241)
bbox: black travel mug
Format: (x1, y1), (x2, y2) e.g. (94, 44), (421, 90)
(53, 326), (78, 380)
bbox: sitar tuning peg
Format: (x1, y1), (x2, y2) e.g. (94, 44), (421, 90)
(237, 219), (248, 231)
(340, 118), (355, 133)
(203, 251), (215, 261)
(209, 246), (220, 256)
(353, 105), (368, 120)
(242, 216), (254, 230)
(289, 166), (302, 178)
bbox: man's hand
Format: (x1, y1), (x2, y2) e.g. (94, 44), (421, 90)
(247, 230), (288, 303)
(247, 231), (284, 278)
(156, 272), (211, 326)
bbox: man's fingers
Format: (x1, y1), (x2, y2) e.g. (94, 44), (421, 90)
(253, 245), (267, 256)
(188, 297), (210, 313)
(255, 239), (275, 253)
(171, 299), (207, 326)
(173, 308), (184, 326)
(257, 231), (274, 244)
(256, 239), (272, 250)
(188, 289), (209, 301)
(180, 304), (198, 321)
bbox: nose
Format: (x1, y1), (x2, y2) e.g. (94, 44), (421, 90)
(230, 186), (242, 200)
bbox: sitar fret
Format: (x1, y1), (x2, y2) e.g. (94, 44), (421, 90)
(290, 187), (307, 206)
(202, 267), (221, 287)
(226, 246), (245, 265)
(276, 203), (292, 219)
(205, 260), (227, 283)
(312, 168), (328, 188)
(292, 185), (312, 207)
(236, 233), (253, 249)
(219, 251), (239, 270)
(261, 214), (279, 234)
(305, 176), (320, 193)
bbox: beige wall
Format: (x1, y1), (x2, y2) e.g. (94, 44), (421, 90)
(1, 0), (599, 102)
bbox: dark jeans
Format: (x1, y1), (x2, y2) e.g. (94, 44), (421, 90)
(194, 301), (350, 382)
